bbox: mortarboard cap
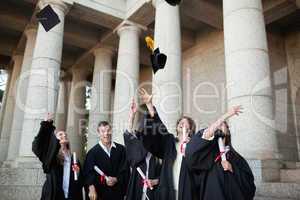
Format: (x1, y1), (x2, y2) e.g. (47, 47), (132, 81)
(36, 5), (61, 32)
(151, 48), (167, 74)
(145, 36), (167, 74)
(165, 0), (182, 6)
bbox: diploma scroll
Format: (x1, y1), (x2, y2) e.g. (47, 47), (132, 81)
(94, 166), (109, 181)
(73, 152), (78, 181)
(137, 167), (153, 190)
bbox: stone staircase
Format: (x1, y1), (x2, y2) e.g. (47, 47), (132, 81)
(0, 162), (300, 200)
(255, 162), (300, 200)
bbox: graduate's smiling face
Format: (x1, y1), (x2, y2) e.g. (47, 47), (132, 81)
(97, 125), (112, 145)
(176, 118), (191, 138)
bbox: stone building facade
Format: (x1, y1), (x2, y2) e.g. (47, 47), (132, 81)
(0, 0), (299, 199)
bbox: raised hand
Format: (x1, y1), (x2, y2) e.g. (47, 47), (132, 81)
(227, 105), (243, 118)
(44, 113), (54, 122)
(138, 88), (153, 105)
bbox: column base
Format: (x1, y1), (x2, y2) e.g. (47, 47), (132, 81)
(248, 159), (281, 182)
(0, 158), (44, 200)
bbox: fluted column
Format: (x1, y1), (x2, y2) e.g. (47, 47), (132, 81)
(55, 75), (70, 131)
(223, 0), (279, 181)
(113, 24), (141, 144)
(152, 0), (182, 132)
(0, 70), (12, 133)
(0, 55), (23, 162)
(7, 28), (37, 162)
(87, 47), (114, 150)
(17, 0), (68, 161)
(66, 67), (88, 161)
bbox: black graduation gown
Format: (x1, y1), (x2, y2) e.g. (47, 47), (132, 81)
(140, 108), (197, 200)
(185, 131), (256, 200)
(124, 130), (162, 200)
(32, 121), (84, 200)
(83, 142), (130, 200)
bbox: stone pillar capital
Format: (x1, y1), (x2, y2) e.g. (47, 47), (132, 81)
(38, 0), (70, 15)
(115, 21), (145, 37)
(59, 72), (72, 82)
(12, 54), (23, 63)
(71, 67), (89, 79)
(93, 46), (115, 58)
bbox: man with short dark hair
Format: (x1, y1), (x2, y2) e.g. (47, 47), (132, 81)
(83, 121), (129, 200)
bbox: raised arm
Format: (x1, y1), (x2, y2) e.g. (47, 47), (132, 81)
(202, 106), (243, 140)
(32, 113), (59, 173)
(124, 99), (148, 166)
(138, 88), (173, 159)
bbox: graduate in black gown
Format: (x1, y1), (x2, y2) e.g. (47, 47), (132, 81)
(32, 113), (84, 200)
(124, 99), (162, 200)
(138, 88), (198, 200)
(185, 107), (256, 200)
(84, 121), (129, 200)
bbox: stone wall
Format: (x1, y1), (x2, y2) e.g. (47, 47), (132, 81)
(182, 30), (226, 130)
(285, 31), (300, 160)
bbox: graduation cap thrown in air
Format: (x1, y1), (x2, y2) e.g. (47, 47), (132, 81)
(36, 5), (61, 32)
(165, 0), (182, 6)
(145, 36), (167, 74)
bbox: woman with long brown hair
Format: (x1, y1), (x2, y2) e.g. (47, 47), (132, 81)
(32, 113), (84, 200)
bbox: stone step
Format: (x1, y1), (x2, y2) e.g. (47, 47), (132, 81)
(256, 182), (300, 200)
(0, 185), (42, 200)
(280, 169), (300, 183)
(281, 161), (300, 169)
(0, 166), (45, 186)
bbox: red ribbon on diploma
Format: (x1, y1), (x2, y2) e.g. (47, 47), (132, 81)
(99, 175), (106, 185)
(215, 151), (226, 162)
(180, 141), (187, 155)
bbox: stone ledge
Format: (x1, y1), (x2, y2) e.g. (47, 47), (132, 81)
(0, 185), (42, 200)
(0, 167), (45, 186)
(256, 182), (300, 200)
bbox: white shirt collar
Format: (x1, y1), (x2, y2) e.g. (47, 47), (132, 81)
(98, 141), (116, 157)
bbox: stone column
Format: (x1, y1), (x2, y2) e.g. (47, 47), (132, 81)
(66, 67), (88, 161)
(223, 0), (279, 181)
(113, 24), (141, 144)
(17, 0), (68, 161)
(0, 55), (23, 162)
(87, 47), (114, 150)
(6, 28), (37, 162)
(0, 70), (12, 132)
(152, 0), (182, 132)
(55, 75), (70, 131)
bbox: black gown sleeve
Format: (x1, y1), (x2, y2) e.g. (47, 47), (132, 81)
(185, 130), (218, 171)
(32, 120), (60, 173)
(83, 150), (97, 187)
(123, 130), (148, 167)
(140, 107), (174, 159)
(231, 153), (256, 200)
(116, 146), (130, 196)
